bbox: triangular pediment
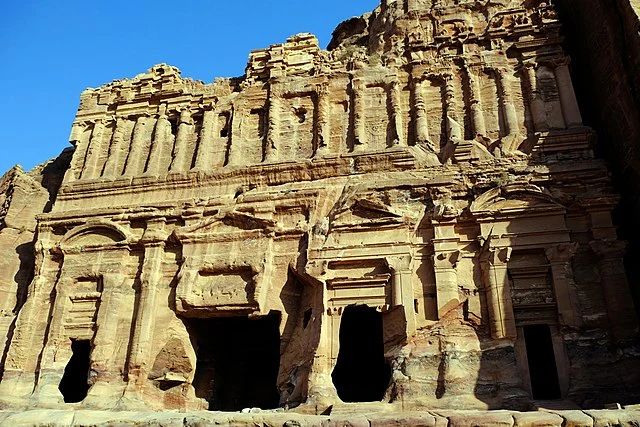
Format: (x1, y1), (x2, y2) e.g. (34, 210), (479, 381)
(333, 198), (404, 225)
(172, 211), (277, 241)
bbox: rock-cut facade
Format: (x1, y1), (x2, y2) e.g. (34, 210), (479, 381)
(0, 0), (639, 413)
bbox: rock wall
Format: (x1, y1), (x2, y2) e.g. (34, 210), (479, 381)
(555, 0), (640, 323)
(0, 150), (72, 380)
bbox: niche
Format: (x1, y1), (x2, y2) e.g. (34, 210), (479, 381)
(331, 305), (391, 402)
(58, 340), (92, 403)
(218, 113), (230, 138)
(186, 312), (281, 411)
(524, 324), (561, 400)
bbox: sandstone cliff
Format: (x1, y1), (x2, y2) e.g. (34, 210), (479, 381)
(0, 0), (638, 419)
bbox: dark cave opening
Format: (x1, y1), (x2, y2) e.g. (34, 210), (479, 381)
(524, 324), (561, 400)
(331, 305), (391, 402)
(58, 339), (91, 403)
(187, 312), (281, 411)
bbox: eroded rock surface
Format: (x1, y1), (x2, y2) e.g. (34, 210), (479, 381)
(0, 0), (638, 419)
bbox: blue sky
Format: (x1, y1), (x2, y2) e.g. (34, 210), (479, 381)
(0, 1), (379, 174)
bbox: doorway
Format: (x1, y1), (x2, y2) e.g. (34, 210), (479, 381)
(186, 312), (281, 411)
(524, 324), (561, 400)
(331, 305), (391, 402)
(58, 339), (92, 403)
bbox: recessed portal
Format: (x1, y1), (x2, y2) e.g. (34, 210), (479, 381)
(58, 340), (91, 403)
(187, 312), (281, 411)
(332, 305), (391, 402)
(524, 324), (561, 400)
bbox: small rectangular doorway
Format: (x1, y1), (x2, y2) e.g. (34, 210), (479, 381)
(523, 324), (561, 400)
(186, 312), (281, 411)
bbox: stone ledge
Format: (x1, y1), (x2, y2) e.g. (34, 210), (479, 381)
(0, 409), (639, 427)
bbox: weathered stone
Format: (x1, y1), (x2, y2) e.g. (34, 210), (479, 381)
(368, 412), (437, 426)
(546, 410), (594, 427)
(435, 410), (514, 427)
(513, 411), (564, 427)
(584, 410), (640, 427)
(0, 0), (639, 421)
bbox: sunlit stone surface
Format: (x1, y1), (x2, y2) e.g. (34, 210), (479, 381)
(0, 0), (639, 423)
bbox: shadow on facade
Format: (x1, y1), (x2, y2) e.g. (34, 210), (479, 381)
(184, 313), (281, 411)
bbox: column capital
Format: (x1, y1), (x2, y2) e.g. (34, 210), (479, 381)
(178, 107), (193, 124)
(590, 239), (627, 259)
(411, 73), (428, 87)
(480, 246), (512, 266)
(351, 76), (366, 91)
(315, 81), (330, 96)
(157, 103), (169, 116)
(140, 217), (167, 244)
(432, 250), (460, 269)
(386, 255), (412, 271)
(549, 55), (571, 69)
(545, 242), (578, 263)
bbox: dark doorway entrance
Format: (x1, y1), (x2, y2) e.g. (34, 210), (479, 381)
(58, 340), (91, 403)
(187, 312), (281, 411)
(524, 324), (561, 400)
(332, 305), (391, 402)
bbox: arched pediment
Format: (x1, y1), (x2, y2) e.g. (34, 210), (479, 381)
(60, 220), (129, 249)
(470, 184), (565, 217)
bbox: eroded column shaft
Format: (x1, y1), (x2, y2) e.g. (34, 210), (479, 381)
(555, 62), (583, 128)
(146, 109), (172, 176)
(124, 116), (154, 177)
(524, 65), (549, 132)
(413, 78), (431, 146)
(194, 108), (216, 170)
(266, 94), (281, 161)
(169, 109), (194, 172)
(82, 120), (107, 180)
(103, 117), (133, 178)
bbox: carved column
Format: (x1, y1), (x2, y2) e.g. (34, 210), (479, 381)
(127, 219), (166, 385)
(494, 68), (520, 140)
(545, 243), (582, 328)
(39, 276), (73, 369)
(590, 240), (639, 341)
(31, 275), (77, 406)
(103, 117), (132, 178)
(315, 83), (331, 156)
(266, 88), (281, 162)
(91, 272), (125, 380)
(388, 255), (416, 335)
(465, 66), (488, 139)
(522, 63), (549, 132)
(124, 115), (153, 177)
(307, 301), (340, 401)
(352, 77), (367, 148)
(443, 74), (463, 141)
(433, 250), (460, 318)
(412, 76), (433, 149)
(554, 58), (583, 128)
(480, 247), (517, 340)
(169, 108), (194, 172)
(67, 122), (90, 181)
(194, 106), (217, 170)
(146, 105), (172, 176)
(389, 79), (404, 146)
(0, 246), (60, 403)
(81, 119), (107, 180)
